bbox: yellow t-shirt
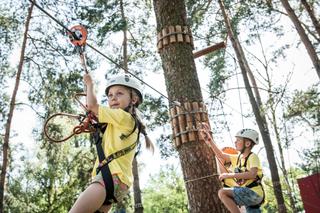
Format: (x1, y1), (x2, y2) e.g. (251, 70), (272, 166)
(220, 155), (238, 187)
(229, 153), (264, 197)
(91, 106), (138, 187)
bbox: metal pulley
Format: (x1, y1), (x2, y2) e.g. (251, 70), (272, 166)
(68, 25), (87, 46)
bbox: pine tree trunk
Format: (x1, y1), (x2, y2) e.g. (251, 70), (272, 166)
(270, 111), (298, 213)
(132, 157), (143, 213)
(0, 2), (34, 212)
(280, 0), (320, 80)
(153, 1), (227, 212)
(218, 0), (288, 212)
(300, 0), (320, 38)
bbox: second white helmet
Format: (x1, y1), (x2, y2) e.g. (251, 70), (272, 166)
(235, 128), (259, 145)
(105, 74), (143, 104)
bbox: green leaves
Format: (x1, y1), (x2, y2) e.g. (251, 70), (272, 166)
(143, 165), (188, 212)
(285, 83), (320, 129)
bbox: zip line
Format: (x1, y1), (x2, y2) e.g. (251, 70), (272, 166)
(28, 0), (177, 106)
(28, 0), (250, 132)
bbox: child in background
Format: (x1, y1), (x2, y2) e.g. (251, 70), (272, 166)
(69, 73), (154, 213)
(200, 123), (264, 213)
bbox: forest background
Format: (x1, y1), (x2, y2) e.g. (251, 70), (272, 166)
(0, 0), (319, 212)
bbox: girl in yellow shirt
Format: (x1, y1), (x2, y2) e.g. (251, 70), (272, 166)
(69, 73), (153, 213)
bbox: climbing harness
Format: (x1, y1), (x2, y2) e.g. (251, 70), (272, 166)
(44, 94), (141, 204)
(234, 152), (254, 185)
(93, 111), (141, 205)
(235, 152), (265, 208)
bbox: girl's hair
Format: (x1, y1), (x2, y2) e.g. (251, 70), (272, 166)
(129, 89), (154, 154)
(133, 107), (154, 154)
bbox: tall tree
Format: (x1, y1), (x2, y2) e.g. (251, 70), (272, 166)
(218, 0), (288, 212)
(0, 2), (34, 211)
(279, 0), (320, 80)
(153, 0), (227, 212)
(300, 0), (320, 38)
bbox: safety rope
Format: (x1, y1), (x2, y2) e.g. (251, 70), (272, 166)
(184, 173), (219, 184)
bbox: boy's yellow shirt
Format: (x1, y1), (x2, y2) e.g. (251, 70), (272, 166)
(224, 153), (264, 197)
(91, 106), (138, 187)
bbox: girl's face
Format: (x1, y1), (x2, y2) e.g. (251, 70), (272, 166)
(107, 85), (137, 109)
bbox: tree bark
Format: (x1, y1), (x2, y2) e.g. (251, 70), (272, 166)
(119, 0), (128, 71)
(0, 2), (34, 212)
(153, 1), (227, 212)
(280, 0), (320, 80)
(300, 0), (320, 38)
(218, 0), (288, 212)
(132, 157), (143, 213)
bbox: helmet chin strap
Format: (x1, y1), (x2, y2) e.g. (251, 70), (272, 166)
(240, 138), (247, 154)
(123, 89), (135, 113)
(240, 146), (246, 154)
(124, 103), (134, 113)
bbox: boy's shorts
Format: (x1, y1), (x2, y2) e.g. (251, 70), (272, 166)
(91, 173), (129, 202)
(233, 187), (263, 213)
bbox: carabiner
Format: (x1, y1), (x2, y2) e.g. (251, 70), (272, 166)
(68, 25), (88, 46)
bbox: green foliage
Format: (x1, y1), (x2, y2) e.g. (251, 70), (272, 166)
(140, 94), (169, 130)
(5, 140), (94, 213)
(262, 167), (305, 213)
(0, 11), (19, 71)
(142, 165), (188, 212)
(139, 94), (177, 159)
(284, 84), (320, 175)
(285, 83), (320, 130)
(298, 138), (320, 175)
(77, 0), (126, 43)
(0, 6), (20, 124)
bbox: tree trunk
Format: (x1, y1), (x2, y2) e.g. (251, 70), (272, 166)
(119, 0), (128, 71)
(280, 0), (320, 80)
(218, 0), (288, 212)
(119, 1), (143, 211)
(270, 110), (298, 213)
(300, 0), (320, 38)
(153, 1), (227, 212)
(132, 157), (143, 213)
(0, 2), (34, 212)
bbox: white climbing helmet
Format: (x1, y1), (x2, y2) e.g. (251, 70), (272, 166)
(235, 128), (259, 145)
(105, 74), (143, 104)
